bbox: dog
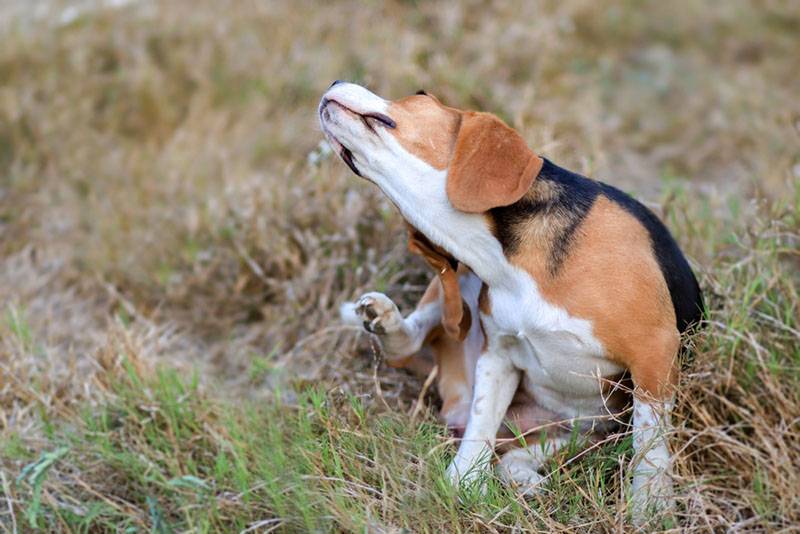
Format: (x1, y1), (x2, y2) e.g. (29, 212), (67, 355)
(321, 81), (703, 517)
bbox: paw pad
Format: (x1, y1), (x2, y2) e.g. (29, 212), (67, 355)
(354, 292), (402, 336)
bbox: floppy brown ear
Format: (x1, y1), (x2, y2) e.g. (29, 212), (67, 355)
(406, 225), (471, 341)
(446, 112), (543, 213)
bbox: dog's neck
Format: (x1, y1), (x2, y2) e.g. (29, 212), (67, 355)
(379, 172), (515, 290)
(368, 135), (547, 292)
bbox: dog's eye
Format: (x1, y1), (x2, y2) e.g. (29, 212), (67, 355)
(363, 112), (396, 129)
(416, 89), (428, 96)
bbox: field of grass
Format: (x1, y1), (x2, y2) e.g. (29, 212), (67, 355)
(1, 0), (798, 531)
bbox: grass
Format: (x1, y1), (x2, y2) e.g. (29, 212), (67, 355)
(1, 0), (799, 531)
(0, 357), (648, 532)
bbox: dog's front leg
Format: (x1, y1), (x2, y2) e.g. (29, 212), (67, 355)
(446, 350), (519, 487)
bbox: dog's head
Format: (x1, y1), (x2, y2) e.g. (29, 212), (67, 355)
(318, 81), (542, 215)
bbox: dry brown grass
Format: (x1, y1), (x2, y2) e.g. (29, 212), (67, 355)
(1, 0), (798, 531)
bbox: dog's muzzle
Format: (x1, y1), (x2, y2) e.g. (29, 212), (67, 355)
(319, 93), (396, 178)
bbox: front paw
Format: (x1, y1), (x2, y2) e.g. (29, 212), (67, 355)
(445, 459), (486, 492)
(631, 470), (675, 524)
(445, 461), (462, 487)
(354, 292), (404, 336)
(445, 462), (488, 501)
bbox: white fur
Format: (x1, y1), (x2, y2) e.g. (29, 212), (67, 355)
(446, 350), (519, 485)
(497, 436), (571, 493)
(458, 272), (484, 390)
(631, 397), (674, 519)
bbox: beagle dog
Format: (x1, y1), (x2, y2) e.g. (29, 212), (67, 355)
(322, 81), (703, 517)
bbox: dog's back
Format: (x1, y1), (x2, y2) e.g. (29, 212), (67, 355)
(489, 158), (704, 335)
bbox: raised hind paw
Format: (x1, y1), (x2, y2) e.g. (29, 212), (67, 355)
(341, 292), (422, 357)
(353, 292), (404, 335)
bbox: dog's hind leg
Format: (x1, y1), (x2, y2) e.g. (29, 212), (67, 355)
(341, 270), (484, 436)
(627, 330), (679, 522)
(630, 396), (674, 522)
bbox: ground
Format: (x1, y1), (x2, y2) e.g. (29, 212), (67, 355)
(0, 1), (798, 532)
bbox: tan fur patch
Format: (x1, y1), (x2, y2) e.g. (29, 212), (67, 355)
(388, 95), (542, 212)
(385, 356), (415, 369)
(508, 197), (679, 399)
(387, 95), (461, 170)
(429, 327), (471, 419)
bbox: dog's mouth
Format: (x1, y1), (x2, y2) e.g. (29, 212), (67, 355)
(339, 145), (361, 177)
(321, 126), (362, 177)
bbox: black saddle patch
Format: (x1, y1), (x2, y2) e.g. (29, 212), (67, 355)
(488, 158), (704, 333)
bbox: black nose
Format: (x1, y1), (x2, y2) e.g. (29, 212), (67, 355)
(329, 80), (344, 88)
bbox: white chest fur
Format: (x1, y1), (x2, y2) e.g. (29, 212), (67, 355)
(482, 278), (623, 416)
